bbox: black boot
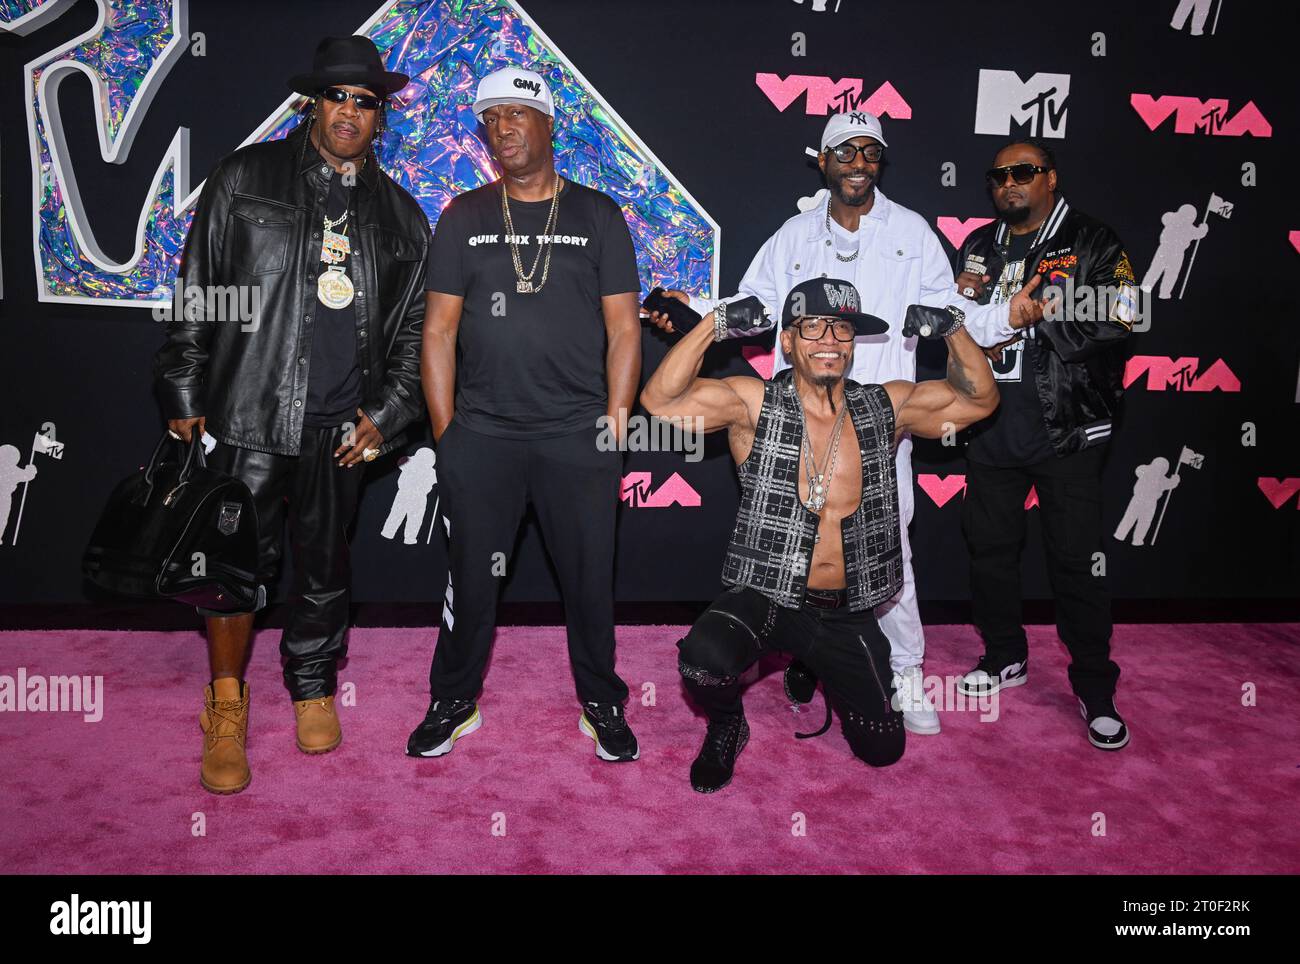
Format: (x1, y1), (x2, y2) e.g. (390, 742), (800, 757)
(689, 714), (750, 794)
(784, 658), (818, 704)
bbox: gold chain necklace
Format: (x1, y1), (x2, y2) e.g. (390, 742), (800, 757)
(501, 173), (562, 294)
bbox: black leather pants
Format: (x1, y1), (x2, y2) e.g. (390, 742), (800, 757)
(201, 424), (364, 700)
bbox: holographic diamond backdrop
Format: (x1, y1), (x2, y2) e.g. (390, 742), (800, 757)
(18, 0), (718, 305)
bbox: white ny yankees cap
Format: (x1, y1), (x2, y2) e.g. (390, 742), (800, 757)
(819, 110), (888, 150)
(472, 66), (555, 121)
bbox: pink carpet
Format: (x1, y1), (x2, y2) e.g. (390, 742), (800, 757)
(1, 622), (1297, 874)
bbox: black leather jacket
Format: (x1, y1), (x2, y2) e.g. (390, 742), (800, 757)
(957, 196), (1136, 456)
(154, 122), (429, 457)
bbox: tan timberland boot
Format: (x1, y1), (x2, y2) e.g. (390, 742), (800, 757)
(199, 681), (251, 794)
(294, 694), (342, 754)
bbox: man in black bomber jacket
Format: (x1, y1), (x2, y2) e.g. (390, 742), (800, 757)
(153, 37), (430, 794)
(950, 138), (1138, 752)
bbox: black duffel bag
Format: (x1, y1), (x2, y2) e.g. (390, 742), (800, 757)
(82, 431), (262, 612)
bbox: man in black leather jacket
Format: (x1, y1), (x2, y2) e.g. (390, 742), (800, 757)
(154, 36), (430, 794)
(951, 138), (1138, 752)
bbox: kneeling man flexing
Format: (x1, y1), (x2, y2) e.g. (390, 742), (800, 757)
(641, 278), (1010, 792)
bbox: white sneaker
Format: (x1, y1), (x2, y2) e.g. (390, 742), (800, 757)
(892, 665), (940, 735)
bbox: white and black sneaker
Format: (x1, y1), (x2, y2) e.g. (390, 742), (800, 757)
(957, 655), (1028, 699)
(1079, 697), (1130, 751)
(405, 698), (481, 757)
(579, 702), (639, 762)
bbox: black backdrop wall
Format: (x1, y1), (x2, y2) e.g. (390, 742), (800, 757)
(1, 0), (1296, 608)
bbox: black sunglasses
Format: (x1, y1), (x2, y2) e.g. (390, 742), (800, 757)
(986, 163), (1050, 188)
(318, 86), (384, 111)
(827, 142), (884, 164)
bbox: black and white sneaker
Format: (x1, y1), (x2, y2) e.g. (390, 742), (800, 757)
(405, 698), (481, 757)
(579, 702), (639, 762)
(957, 655), (1028, 698)
(690, 714), (750, 794)
(1079, 697), (1130, 751)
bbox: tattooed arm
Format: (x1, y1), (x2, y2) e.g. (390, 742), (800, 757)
(884, 326), (1000, 441)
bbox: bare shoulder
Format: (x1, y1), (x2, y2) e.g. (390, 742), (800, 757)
(882, 379), (915, 416)
(722, 375), (765, 427)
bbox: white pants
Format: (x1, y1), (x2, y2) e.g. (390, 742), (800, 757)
(874, 436), (925, 672)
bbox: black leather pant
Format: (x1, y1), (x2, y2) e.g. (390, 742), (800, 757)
(678, 585), (905, 767)
(201, 424), (364, 700)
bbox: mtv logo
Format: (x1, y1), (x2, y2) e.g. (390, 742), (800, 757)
(1258, 478), (1300, 509)
(1123, 356), (1241, 392)
(620, 472), (701, 508)
(1130, 95), (1272, 138)
(974, 69), (1070, 139)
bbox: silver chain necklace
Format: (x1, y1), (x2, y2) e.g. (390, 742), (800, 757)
(825, 203), (860, 263)
(794, 390), (849, 513)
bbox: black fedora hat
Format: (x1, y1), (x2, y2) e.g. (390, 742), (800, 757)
(288, 35), (409, 99)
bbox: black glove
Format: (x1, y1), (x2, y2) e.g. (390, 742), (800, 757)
(713, 296), (774, 340)
(903, 304), (965, 339)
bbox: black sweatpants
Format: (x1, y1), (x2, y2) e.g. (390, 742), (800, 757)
(677, 585), (905, 767)
(428, 419), (629, 704)
(961, 446), (1120, 701)
(202, 424), (365, 700)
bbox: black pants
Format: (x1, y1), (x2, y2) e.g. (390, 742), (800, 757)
(203, 424), (364, 700)
(961, 447), (1120, 701)
(678, 585), (905, 767)
(428, 420), (628, 704)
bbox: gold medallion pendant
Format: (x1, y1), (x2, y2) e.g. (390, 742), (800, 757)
(317, 268), (355, 308)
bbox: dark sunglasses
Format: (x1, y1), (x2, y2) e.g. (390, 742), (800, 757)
(318, 86), (384, 111)
(828, 142), (884, 164)
(795, 317), (857, 342)
(986, 163), (1050, 188)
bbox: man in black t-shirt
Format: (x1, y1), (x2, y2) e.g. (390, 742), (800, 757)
(952, 139), (1136, 752)
(406, 67), (643, 763)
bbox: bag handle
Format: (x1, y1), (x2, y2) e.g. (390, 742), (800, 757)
(143, 430), (206, 488)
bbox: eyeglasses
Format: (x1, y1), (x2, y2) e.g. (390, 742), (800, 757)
(985, 163), (1050, 188)
(795, 318), (857, 342)
(318, 86), (384, 111)
(828, 142), (884, 164)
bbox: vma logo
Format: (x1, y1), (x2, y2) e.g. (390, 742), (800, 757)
(1123, 356), (1240, 392)
(755, 74), (912, 118)
(620, 472), (700, 509)
(1130, 95), (1272, 137)
(974, 70), (1069, 139)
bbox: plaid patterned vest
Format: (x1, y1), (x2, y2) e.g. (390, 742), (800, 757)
(722, 370), (903, 612)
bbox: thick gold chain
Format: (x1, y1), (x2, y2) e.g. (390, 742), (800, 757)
(501, 173), (562, 293)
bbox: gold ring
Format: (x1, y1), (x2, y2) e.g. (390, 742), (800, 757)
(362, 448), (379, 462)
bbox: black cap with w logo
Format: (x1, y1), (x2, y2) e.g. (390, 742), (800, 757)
(781, 278), (889, 335)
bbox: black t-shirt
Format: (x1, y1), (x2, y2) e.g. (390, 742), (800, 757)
(425, 178), (640, 439)
(304, 168), (363, 428)
(966, 230), (1055, 467)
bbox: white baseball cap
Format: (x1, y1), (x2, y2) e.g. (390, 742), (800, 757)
(472, 66), (554, 121)
(819, 110), (888, 152)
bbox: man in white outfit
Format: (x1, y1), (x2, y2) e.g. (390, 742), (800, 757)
(650, 111), (1044, 734)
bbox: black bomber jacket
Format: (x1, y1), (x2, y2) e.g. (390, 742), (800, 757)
(957, 196), (1138, 456)
(154, 121), (430, 457)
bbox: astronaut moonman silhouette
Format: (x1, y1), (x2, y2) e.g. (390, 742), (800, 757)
(792, 0), (831, 10)
(0, 444), (37, 546)
(1114, 457), (1182, 547)
(1170, 0), (1213, 36)
(380, 447), (437, 545)
(1142, 204), (1208, 299)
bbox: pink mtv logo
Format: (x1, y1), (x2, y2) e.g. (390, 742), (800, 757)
(755, 74), (912, 118)
(916, 474), (1038, 510)
(1123, 356), (1241, 392)
(1257, 478), (1300, 509)
(1130, 94), (1272, 137)
(936, 217), (995, 250)
(743, 345), (774, 379)
(621, 472), (701, 508)
(1289, 230), (1300, 255)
